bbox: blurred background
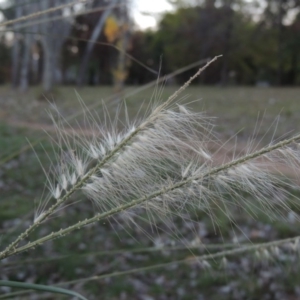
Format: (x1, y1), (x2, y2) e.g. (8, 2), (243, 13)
(2, 0), (300, 90)
(2, 0), (300, 299)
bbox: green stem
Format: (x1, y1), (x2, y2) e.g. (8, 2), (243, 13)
(2, 243), (239, 267)
(62, 234), (300, 286)
(0, 280), (87, 300)
(1, 235), (298, 299)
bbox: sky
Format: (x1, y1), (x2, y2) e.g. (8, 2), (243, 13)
(132, 0), (174, 29)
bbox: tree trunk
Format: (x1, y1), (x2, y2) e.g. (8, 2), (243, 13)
(221, 1), (234, 86)
(39, 0), (73, 92)
(277, 0), (284, 86)
(11, 36), (20, 89)
(77, 0), (118, 86)
(114, 3), (130, 93)
(42, 42), (57, 92)
(20, 34), (33, 92)
(11, 1), (22, 89)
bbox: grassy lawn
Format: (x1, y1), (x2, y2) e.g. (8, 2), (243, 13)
(1, 85), (300, 299)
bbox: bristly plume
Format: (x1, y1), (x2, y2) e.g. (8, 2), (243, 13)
(31, 54), (300, 231)
(32, 56), (223, 223)
(38, 89), (300, 228)
(3, 55), (300, 261)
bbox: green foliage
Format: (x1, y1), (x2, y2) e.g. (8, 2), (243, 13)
(158, 5), (277, 84)
(127, 30), (164, 84)
(127, 1), (300, 86)
(0, 280), (88, 300)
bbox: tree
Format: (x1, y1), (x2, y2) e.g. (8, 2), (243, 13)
(155, 5), (238, 84)
(105, 4), (131, 92)
(0, 0), (22, 88)
(11, 0), (22, 88)
(19, 2), (40, 92)
(262, 0), (300, 85)
(76, 0), (118, 86)
(137, 0), (300, 85)
(1, 0), (78, 91)
(38, 0), (74, 92)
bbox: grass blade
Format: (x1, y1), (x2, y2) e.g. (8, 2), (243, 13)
(0, 280), (88, 300)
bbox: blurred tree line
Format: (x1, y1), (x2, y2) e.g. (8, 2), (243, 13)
(0, 0), (130, 92)
(0, 0), (300, 91)
(130, 0), (300, 86)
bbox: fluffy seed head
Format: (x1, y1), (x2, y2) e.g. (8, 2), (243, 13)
(38, 86), (300, 232)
